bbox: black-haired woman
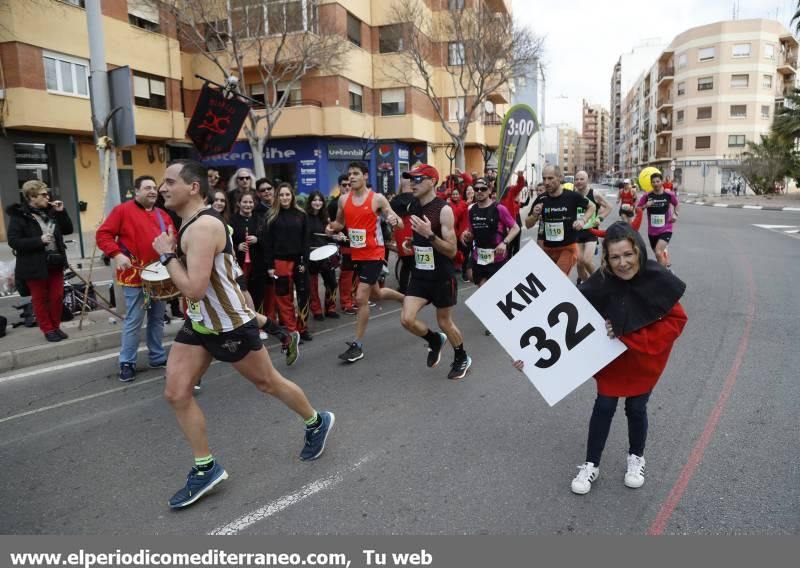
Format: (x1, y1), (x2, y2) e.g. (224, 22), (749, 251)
(306, 191), (339, 321)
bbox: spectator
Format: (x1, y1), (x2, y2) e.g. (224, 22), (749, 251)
(7, 180), (74, 342)
(96, 175), (175, 381)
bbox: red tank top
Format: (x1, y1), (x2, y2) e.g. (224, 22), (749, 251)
(620, 188), (635, 206)
(343, 190), (385, 261)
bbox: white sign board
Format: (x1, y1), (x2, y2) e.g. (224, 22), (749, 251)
(465, 242), (627, 406)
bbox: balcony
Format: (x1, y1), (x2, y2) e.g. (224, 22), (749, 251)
(656, 96), (673, 110)
(269, 102), (325, 137)
(655, 150), (672, 160)
(658, 67), (675, 83)
(777, 52), (798, 75)
(656, 122), (672, 134)
(485, 0), (512, 14)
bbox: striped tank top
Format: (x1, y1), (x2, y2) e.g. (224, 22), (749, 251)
(177, 208), (254, 333)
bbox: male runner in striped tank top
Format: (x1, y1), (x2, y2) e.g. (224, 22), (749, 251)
(399, 164), (472, 380)
(326, 161), (404, 363)
(153, 160), (334, 509)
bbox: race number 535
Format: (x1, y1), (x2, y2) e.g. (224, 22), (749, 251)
(520, 302), (595, 368)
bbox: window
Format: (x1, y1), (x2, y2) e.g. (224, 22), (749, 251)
(728, 135), (745, 147)
(448, 42), (465, 66)
(675, 138), (683, 151)
(699, 47), (715, 61)
(231, 1), (264, 38)
(231, 0), (308, 37)
(128, 0), (160, 33)
(380, 88), (405, 116)
(763, 74), (773, 89)
(205, 20), (229, 51)
(761, 105), (770, 119)
(448, 0), (465, 8)
(730, 104), (747, 118)
(348, 82), (363, 112)
(677, 82), (685, 96)
(695, 136), (711, 149)
(267, 0), (304, 33)
(764, 44), (775, 59)
(14, 143), (57, 190)
(250, 83), (266, 106)
(133, 72), (167, 109)
(697, 106), (712, 119)
(732, 43), (751, 58)
(277, 81), (301, 105)
(731, 74), (749, 88)
(379, 24), (404, 53)
(347, 12), (361, 47)
(677, 53), (687, 68)
(448, 97), (465, 122)
(43, 51), (89, 97)
(676, 110), (684, 123)
(697, 76), (713, 91)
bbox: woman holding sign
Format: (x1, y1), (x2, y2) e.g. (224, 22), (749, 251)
(514, 222), (687, 494)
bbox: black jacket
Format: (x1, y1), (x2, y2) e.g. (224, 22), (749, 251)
(6, 203), (74, 281)
(264, 208), (309, 269)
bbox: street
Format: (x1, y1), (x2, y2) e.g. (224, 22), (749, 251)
(1, 202), (798, 535)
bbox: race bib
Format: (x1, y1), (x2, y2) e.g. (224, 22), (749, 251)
(650, 213), (666, 228)
(544, 222), (565, 242)
(477, 247), (495, 266)
(414, 246), (435, 270)
(348, 228), (367, 248)
(187, 299), (203, 322)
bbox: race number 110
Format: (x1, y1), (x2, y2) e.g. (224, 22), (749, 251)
(520, 302), (596, 369)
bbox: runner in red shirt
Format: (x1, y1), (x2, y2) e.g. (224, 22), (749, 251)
(327, 161), (404, 363)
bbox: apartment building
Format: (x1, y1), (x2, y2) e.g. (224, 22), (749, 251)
(557, 125), (584, 176)
(0, 0), (512, 240)
(617, 19), (796, 194)
(581, 99), (609, 181)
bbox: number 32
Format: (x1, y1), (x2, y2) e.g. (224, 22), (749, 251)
(519, 302), (595, 369)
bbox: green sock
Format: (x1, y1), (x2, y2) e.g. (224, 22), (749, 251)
(195, 455), (214, 472)
(304, 411), (321, 429)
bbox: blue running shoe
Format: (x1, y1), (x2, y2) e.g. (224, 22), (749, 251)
(168, 462), (228, 509)
(447, 354), (472, 380)
(300, 411), (335, 461)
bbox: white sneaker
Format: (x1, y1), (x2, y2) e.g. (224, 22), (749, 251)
(624, 454), (646, 488)
(571, 462), (600, 495)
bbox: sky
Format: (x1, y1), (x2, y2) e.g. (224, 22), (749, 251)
(511, 0), (798, 129)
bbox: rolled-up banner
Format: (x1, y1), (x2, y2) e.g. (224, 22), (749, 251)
(496, 104), (539, 200)
(186, 82), (251, 157)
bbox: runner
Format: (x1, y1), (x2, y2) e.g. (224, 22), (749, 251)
(617, 179), (637, 223)
(574, 171), (612, 284)
(461, 177), (520, 335)
(329, 174), (356, 315)
(398, 164), (472, 380)
(152, 159), (333, 509)
(327, 161), (404, 363)
(525, 165), (595, 276)
(636, 171), (679, 269)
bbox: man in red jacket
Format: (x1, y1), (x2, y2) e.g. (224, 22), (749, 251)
(96, 175), (176, 383)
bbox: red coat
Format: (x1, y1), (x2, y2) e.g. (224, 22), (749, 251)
(595, 302), (688, 397)
(500, 174), (525, 221)
(96, 200), (176, 287)
(448, 199), (469, 238)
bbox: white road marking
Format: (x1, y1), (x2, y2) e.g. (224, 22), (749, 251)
(713, 203), (728, 208)
(752, 225), (795, 229)
(743, 205), (762, 210)
(209, 453), (376, 535)
(785, 230), (800, 234)
(783, 207), (800, 211)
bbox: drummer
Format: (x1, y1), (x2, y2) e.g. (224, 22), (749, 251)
(97, 175), (176, 383)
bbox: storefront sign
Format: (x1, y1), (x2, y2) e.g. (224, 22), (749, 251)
(327, 143), (367, 161)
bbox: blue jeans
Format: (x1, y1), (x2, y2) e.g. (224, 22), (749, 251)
(119, 286), (166, 367)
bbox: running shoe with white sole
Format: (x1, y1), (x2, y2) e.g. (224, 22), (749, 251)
(447, 354), (472, 380)
(426, 332), (447, 368)
(571, 462), (599, 495)
(624, 454), (645, 488)
(168, 462), (228, 509)
(300, 411), (335, 461)
(285, 331), (300, 367)
(338, 342), (364, 363)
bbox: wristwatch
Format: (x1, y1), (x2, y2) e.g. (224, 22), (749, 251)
(160, 252), (178, 266)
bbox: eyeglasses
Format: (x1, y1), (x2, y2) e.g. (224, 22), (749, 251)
(474, 186), (489, 192)
(409, 175), (430, 184)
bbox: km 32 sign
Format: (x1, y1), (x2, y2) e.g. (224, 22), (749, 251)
(466, 243), (626, 406)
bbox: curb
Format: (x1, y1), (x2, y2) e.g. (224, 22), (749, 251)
(0, 326), (180, 374)
(682, 199), (800, 212)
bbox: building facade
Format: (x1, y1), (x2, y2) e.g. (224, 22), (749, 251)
(615, 19), (796, 194)
(557, 125), (584, 176)
(0, 0), (512, 241)
(581, 99), (609, 181)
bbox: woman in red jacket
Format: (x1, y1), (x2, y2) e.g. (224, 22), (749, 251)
(515, 222), (687, 495)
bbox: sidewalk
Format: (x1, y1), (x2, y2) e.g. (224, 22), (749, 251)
(0, 313), (182, 374)
(682, 192), (800, 211)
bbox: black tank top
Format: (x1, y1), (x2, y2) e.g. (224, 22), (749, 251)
(410, 197), (454, 281)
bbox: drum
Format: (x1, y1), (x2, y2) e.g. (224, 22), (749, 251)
(309, 244), (338, 262)
(140, 261), (180, 300)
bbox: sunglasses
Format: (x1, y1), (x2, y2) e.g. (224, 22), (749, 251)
(474, 186), (489, 192)
(257, 186), (273, 192)
(238, 176), (251, 181)
(409, 175), (430, 184)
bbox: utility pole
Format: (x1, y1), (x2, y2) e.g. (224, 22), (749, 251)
(85, 0), (121, 217)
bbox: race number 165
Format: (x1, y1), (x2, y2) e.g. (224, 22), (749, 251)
(520, 302), (595, 369)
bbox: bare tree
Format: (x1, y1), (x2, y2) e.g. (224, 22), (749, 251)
(167, 0), (350, 177)
(382, 0), (543, 170)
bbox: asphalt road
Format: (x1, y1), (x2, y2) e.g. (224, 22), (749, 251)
(1, 202), (798, 535)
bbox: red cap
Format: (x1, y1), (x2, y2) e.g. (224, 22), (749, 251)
(402, 164), (439, 183)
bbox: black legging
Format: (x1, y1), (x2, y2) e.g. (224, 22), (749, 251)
(586, 392), (651, 466)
